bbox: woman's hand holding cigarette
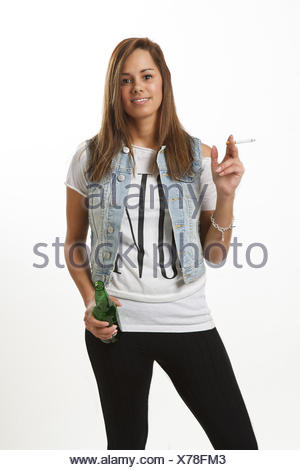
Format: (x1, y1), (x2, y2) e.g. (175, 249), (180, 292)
(211, 134), (245, 198)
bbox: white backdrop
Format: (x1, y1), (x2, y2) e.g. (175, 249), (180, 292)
(1, 0), (299, 451)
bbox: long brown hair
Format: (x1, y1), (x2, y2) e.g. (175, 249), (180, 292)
(84, 37), (195, 182)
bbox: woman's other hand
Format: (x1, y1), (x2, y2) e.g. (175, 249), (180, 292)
(83, 295), (122, 340)
(211, 134), (245, 197)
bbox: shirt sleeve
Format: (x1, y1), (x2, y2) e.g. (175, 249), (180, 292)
(200, 157), (217, 211)
(64, 141), (89, 197)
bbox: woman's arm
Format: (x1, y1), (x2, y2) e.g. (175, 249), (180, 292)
(64, 187), (95, 308)
(200, 195), (234, 265)
(64, 186), (121, 340)
(200, 141), (237, 265)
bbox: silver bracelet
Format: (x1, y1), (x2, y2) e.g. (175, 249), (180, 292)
(210, 213), (235, 242)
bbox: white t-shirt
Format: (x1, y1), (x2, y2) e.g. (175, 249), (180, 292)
(65, 141), (217, 332)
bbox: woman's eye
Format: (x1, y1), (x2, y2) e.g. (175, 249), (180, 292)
(121, 74), (153, 85)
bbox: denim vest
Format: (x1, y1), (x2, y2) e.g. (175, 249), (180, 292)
(86, 137), (207, 287)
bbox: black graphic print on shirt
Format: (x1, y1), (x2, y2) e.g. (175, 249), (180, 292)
(113, 173), (180, 279)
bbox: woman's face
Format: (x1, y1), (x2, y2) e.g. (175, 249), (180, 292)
(120, 48), (163, 122)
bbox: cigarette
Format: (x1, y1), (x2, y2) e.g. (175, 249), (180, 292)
(226, 138), (256, 145)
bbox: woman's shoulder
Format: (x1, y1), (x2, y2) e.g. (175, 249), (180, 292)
(201, 143), (212, 158)
(67, 140), (89, 175)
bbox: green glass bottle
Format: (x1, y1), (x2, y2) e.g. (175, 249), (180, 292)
(92, 280), (121, 343)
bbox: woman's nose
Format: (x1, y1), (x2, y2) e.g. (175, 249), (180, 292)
(132, 81), (143, 93)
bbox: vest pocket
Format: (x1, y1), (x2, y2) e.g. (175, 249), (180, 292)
(174, 172), (195, 183)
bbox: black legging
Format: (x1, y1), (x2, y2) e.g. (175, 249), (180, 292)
(85, 326), (258, 450)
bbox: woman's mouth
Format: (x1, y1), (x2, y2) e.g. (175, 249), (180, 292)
(131, 98), (151, 105)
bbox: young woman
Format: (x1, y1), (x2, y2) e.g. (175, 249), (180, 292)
(64, 37), (258, 450)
